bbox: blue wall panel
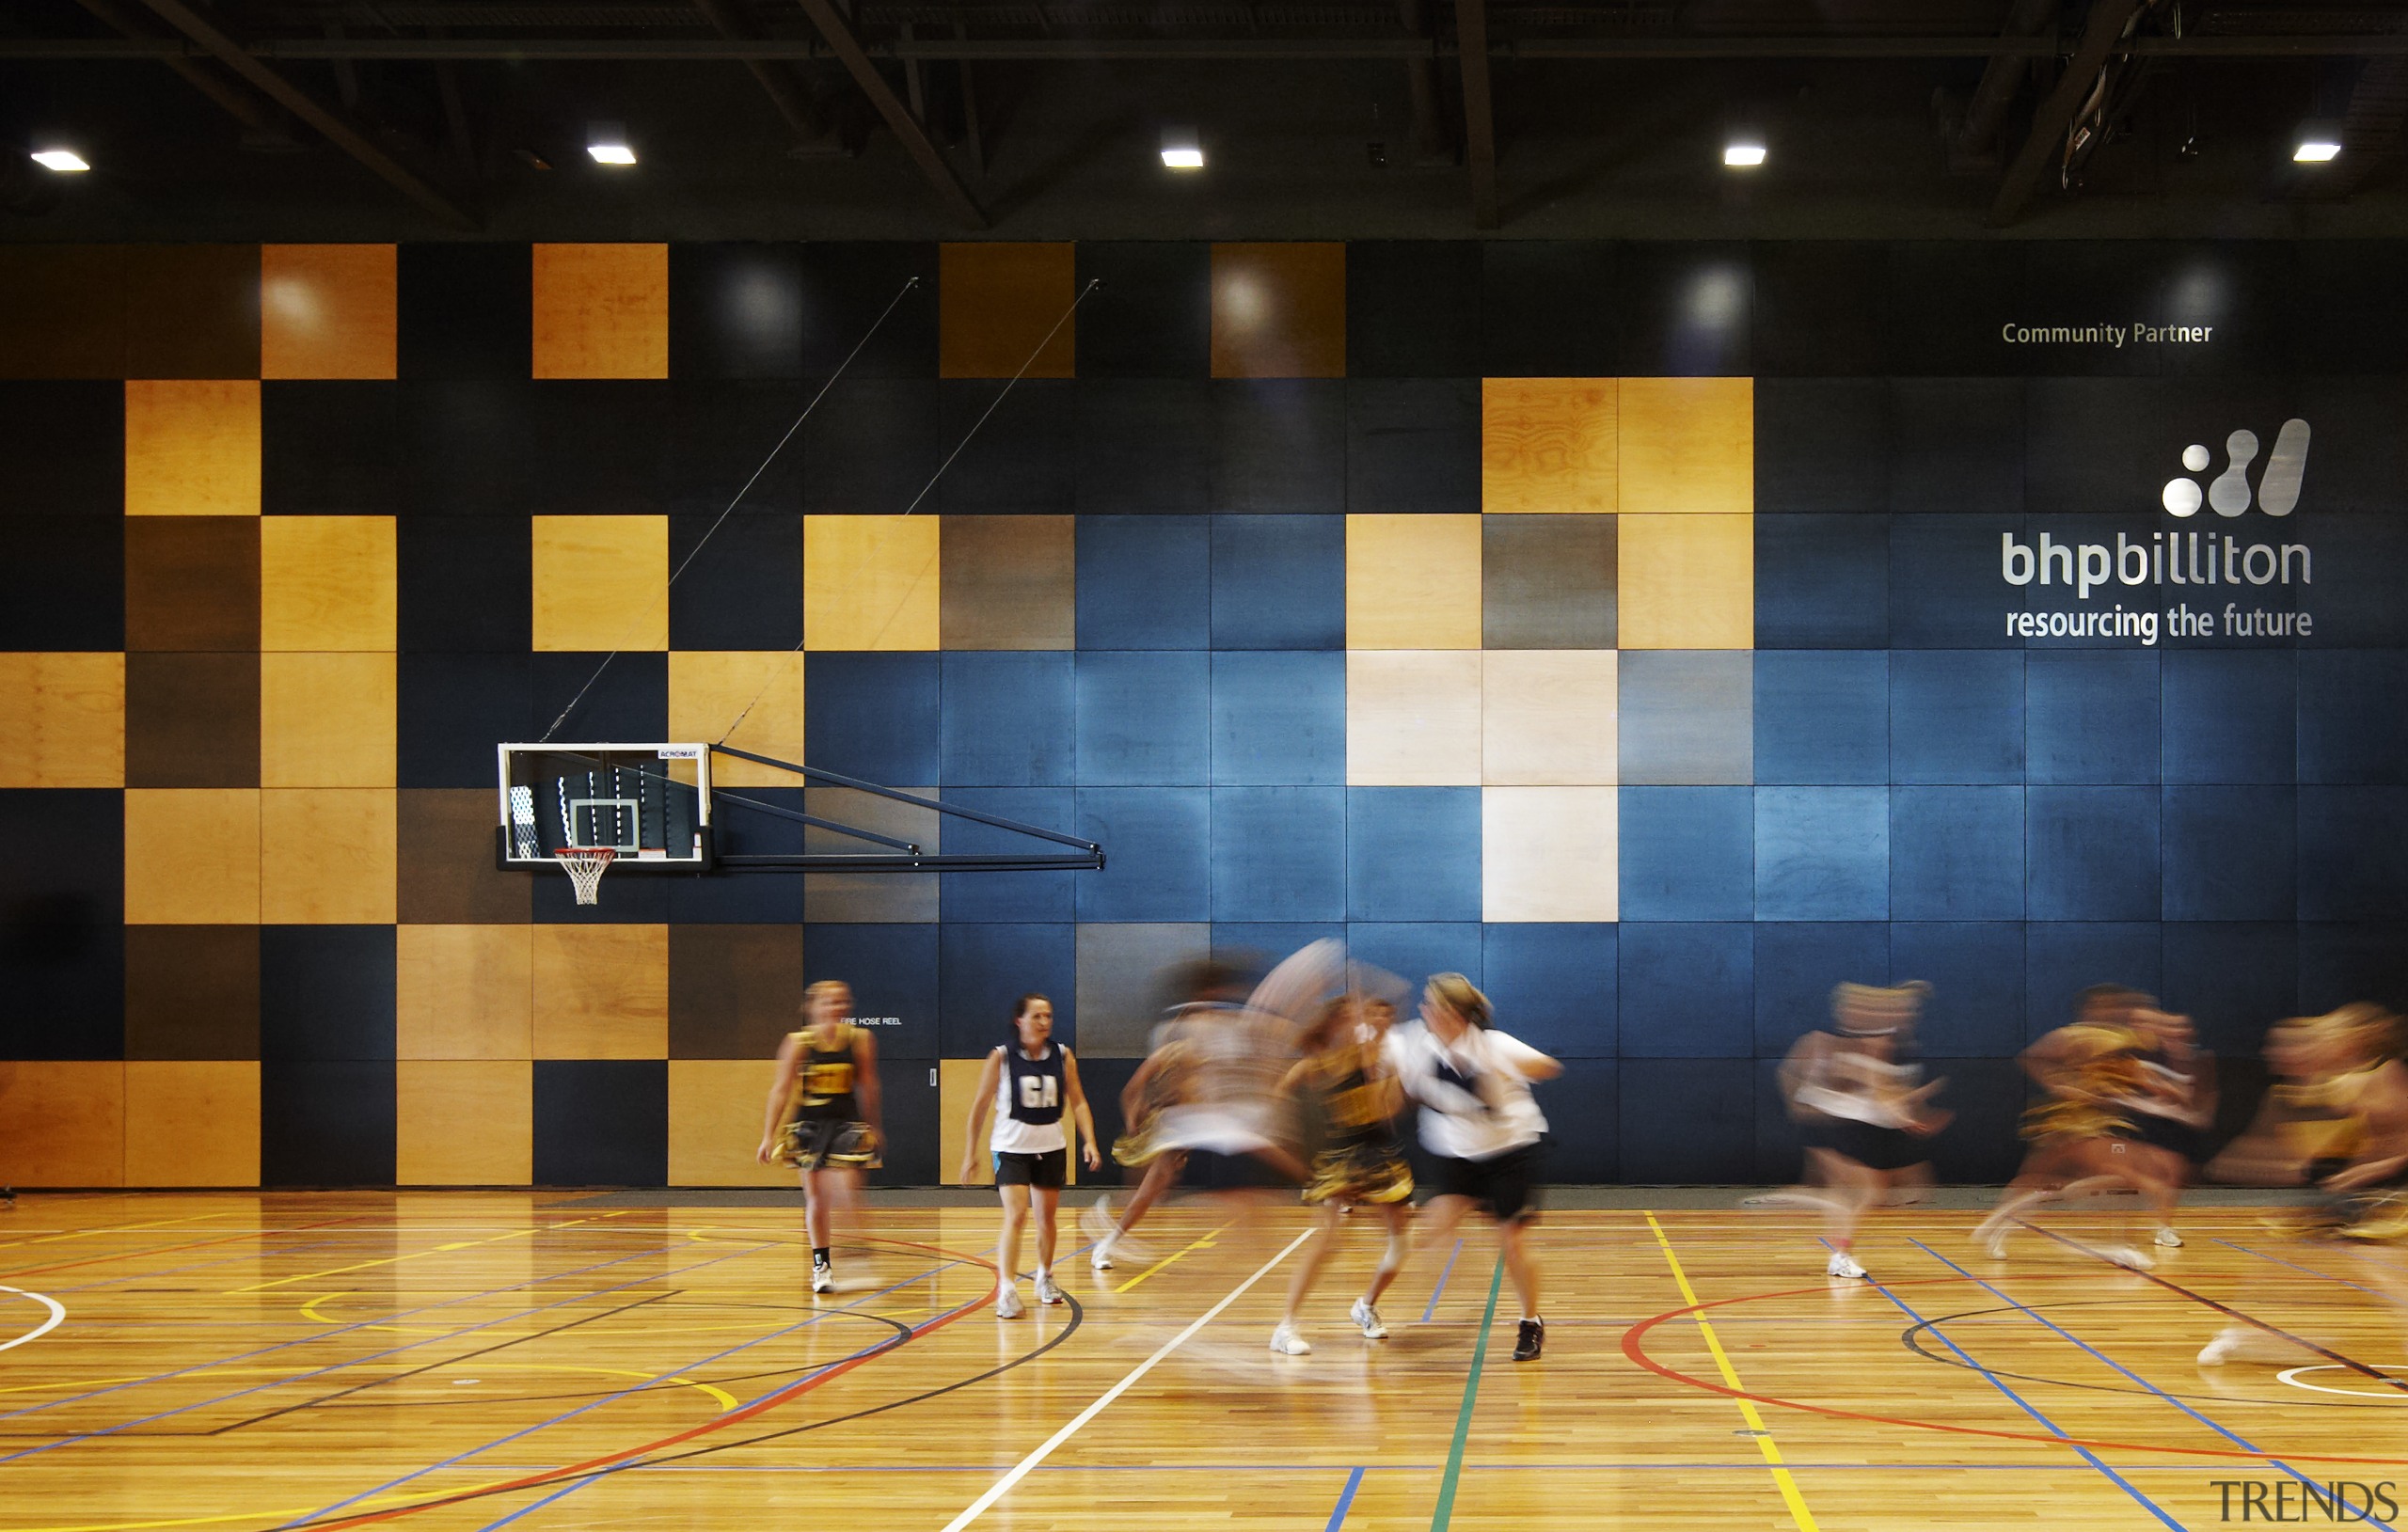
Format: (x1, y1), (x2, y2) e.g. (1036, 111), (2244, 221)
(1620, 787), (1754, 922)
(1209, 514), (1344, 650)
(1891, 651), (2024, 783)
(2026, 651), (2162, 784)
(1073, 788), (1210, 923)
(1346, 788), (1482, 924)
(2026, 785), (2160, 921)
(1209, 786), (1346, 922)
(1754, 651), (1887, 785)
(1074, 652), (1209, 786)
(939, 652), (1076, 787)
(1076, 515), (1209, 650)
(1755, 786), (1889, 921)
(1619, 923), (1752, 1058)
(1751, 922), (1890, 1056)
(1481, 924), (1618, 1060)
(1890, 785), (2024, 921)
(1210, 651), (1346, 785)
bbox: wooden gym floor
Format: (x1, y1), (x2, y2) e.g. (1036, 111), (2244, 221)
(3, 1192), (2406, 1531)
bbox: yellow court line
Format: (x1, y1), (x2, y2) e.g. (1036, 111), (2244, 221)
(1113, 1223), (1232, 1294)
(1643, 1211), (1822, 1532)
(298, 1291), (356, 1325)
(0, 1212), (232, 1253)
(226, 1212), (628, 1294)
(0, 1360), (736, 1412)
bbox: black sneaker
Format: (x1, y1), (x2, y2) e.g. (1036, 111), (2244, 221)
(1513, 1318), (1544, 1362)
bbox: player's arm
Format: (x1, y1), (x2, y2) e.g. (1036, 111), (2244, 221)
(1121, 1050), (1160, 1121)
(1062, 1048), (1102, 1171)
(756, 1032), (803, 1164)
(1497, 1032), (1562, 1082)
(1776, 1032), (1826, 1114)
(852, 1025), (882, 1138)
(958, 1048), (1004, 1184)
(2020, 1028), (2077, 1089)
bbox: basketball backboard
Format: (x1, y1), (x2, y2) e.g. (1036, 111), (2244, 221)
(496, 743), (713, 870)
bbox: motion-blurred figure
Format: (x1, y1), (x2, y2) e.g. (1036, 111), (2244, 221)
(1387, 974), (1561, 1362)
(1269, 992), (1414, 1355)
(1084, 942), (1333, 1271)
(1972, 985), (2182, 1269)
(2115, 1005), (2216, 1247)
(1765, 982), (1948, 1281)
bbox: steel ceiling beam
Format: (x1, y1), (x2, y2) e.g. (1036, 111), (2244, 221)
(1455, 0), (1497, 227)
(73, 0), (293, 141)
(689, 0), (834, 143)
(789, 0), (986, 227)
(20, 34), (2408, 60)
(1989, 0), (2148, 225)
(128, 0), (478, 228)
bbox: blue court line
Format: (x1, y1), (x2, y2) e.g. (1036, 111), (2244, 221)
(1910, 1240), (2391, 1531)
(0, 1236), (750, 1460)
(1419, 1240), (1464, 1324)
(1832, 1248), (2188, 1531)
(436, 1260), (967, 1532)
(45, 1235), (367, 1294)
(1323, 1465), (1367, 1530)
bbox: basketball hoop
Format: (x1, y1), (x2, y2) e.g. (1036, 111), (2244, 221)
(557, 846), (617, 905)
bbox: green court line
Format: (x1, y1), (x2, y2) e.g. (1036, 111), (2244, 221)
(1429, 1254), (1505, 1532)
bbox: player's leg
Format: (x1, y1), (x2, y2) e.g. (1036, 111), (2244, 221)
(1274, 1199), (1347, 1354)
(802, 1163), (836, 1293)
(1095, 1150), (1184, 1269)
(995, 1177), (1030, 1318)
(1500, 1213), (1544, 1360)
(1031, 1175), (1066, 1303)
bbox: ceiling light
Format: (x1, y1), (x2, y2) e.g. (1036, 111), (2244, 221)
(1161, 126), (1203, 171)
(2293, 139), (2341, 163)
(30, 148), (89, 173)
(587, 122), (636, 166)
(1723, 141), (1766, 168)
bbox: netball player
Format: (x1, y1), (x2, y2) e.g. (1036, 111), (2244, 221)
(2117, 1005), (2216, 1247)
(1085, 945), (1330, 1271)
(1972, 986), (2178, 1268)
(1386, 973), (1560, 1362)
(957, 994), (1101, 1318)
(1768, 982), (1948, 1280)
(1269, 992), (1414, 1355)
(756, 979), (882, 1294)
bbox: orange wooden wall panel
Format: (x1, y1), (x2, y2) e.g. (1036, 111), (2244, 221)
(0, 1063), (125, 1186)
(124, 381), (260, 516)
(0, 653), (123, 787)
(531, 924), (670, 1059)
(261, 245), (398, 380)
(1210, 244), (1345, 378)
(123, 789), (260, 924)
(1482, 378), (1620, 514)
(532, 244), (670, 380)
(260, 516), (397, 651)
(397, 1061), (533, 1185)
(939, 244), (1077, 379)
(124, 1062), (260, 1187)
(398, 924), (533, 1060)
(260, 787), (397, 924)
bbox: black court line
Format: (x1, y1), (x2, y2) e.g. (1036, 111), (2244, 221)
(270, 1296), (1086, 1532)
(2022, 1221), (2408, 1397)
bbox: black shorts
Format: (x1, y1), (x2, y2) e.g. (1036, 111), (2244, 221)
(1810, 1118), (1929, 1173)
(2127, 1113), (2203, 1163)
(1428, 1145), (1543, 1224)
(993, 1149), (1067, 1189)
(780, 1117), (879, 1172)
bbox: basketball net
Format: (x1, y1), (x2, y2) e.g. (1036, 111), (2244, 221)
(557, 846), (616, 906)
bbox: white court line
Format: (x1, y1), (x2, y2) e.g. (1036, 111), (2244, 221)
(939, 1228), (1314, 1532)
(0, 1287), (66, 1354)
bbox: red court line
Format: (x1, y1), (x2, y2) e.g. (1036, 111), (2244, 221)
(305, 1235), (1005, 1530)
(0, 1218), (371, 1282)
(1621, 1274), (2408, 1468)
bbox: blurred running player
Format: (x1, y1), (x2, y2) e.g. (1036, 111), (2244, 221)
(1766, 982), (1948, 1280)
(1084, 943), (1333, 1270)
(958, 993), (1101, 1318)
(757, 979), (881, 1294)
(1269, 992), (1414, 1355)
(2117, 1005), (2216, 1248)
(1387, 973), (1560, 1362)
(1972, 985), (2178, 1268)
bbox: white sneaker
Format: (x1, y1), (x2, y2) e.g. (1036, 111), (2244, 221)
(1975, 1226), (2009, 1260)
(2198, 1326), (2249, 1366)
(2105, 1244), (2157, 1271)
(1035, 1272), (1065, 1304)
(1350, 1298), (1389, 1339)
(996, 1284), (1024, 1319)
(811, 1262), (834, 1294)
(1269, 1322), (1312, 1355)
(2154, 1226), (2184, 1248)
(1090, 1239), (1115, 1271)
(1826, 1251), (1868, 1280)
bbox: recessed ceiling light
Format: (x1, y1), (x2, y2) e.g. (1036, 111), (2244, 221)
(30, 149), (89, 173)
(587, 122), (636, 166)
(1161, 126), (1204, 171)
(2293, 139), (2341, 163)
(1723, 141), (1766, 168)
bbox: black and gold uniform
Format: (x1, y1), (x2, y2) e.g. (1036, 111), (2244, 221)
(2021, 1023), (2153, 1146)
(777, 1022), (879, 1171)
(1298, 1040), (1412, 1206)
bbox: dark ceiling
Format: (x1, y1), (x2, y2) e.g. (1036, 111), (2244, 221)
(3, 0), (2405, 240)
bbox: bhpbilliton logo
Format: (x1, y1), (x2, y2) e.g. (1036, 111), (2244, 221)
(2162, 419), (2310, 517)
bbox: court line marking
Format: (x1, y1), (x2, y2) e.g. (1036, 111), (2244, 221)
(0, 1286), (66, 1353)
(0, 1212), (230, 1254)
(1846, 1261), (2184, 1530)
(938, 1227), (1315, 1532)
(1643, 1213), (1821, 1532)
(1620, 1274), (2408, 1466)
(228, 1214), (630, 1294)
(1418, 1240), (1464, 1324)
(1428, 1255), (1502, 1532)
(1324, 1466), (1368, 1530)
(2024, 1222), (2408, 1398)
(1, 1217), (366, 1283)
(1909, 1240), (2392, 1530)
(1113, 1223), (1232, 1294)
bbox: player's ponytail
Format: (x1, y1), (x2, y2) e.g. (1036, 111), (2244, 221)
(1428, 972), (1492, 1030)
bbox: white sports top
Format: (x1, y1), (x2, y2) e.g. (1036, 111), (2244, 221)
(990, 1043), (1069, 1155)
